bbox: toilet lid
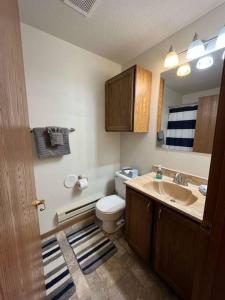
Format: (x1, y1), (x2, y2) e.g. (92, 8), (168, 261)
(96, 195), (125, 213)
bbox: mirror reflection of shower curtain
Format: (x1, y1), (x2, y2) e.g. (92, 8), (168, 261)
(165, 105), (198, 151)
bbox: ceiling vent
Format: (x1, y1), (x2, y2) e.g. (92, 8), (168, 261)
(63, 0), (100, 17)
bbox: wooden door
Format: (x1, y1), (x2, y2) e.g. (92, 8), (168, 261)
(105, 67), (135, 131)
(0, 1), (45, 299)
(193, 95), (219, 154)
(125, 188), (152, 262)
(153, 205), (199, 300)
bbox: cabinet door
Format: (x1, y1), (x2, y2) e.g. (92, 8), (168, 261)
(154, 205), (199, 300)
(125, 188), (152, 262)
(105, 67), (134, 131)
(193, 95), (219, 154)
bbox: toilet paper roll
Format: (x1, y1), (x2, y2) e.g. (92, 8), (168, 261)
(77, 178), (88, 190)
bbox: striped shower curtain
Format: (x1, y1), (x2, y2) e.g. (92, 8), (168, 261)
(165, 104), (198, 152)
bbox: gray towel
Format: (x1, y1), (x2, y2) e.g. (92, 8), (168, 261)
(49, 132), (64, 146)
(33, 127), (71, 158)
(47, 127), (64, 146)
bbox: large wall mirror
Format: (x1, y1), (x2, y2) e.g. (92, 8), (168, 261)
(157, 48), (224, 154)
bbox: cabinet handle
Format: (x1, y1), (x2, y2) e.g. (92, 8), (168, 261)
(158, 208), (162, 220)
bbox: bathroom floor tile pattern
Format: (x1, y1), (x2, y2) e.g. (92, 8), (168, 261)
(56, 217), (178, 300)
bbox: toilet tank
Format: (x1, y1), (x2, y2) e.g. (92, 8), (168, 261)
(115, 171), (130, 199)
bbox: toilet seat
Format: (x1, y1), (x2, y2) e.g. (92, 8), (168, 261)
(96, 195), (125, 214)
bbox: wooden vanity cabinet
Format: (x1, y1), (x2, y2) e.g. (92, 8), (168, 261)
(125, 187), (153, 262)
(153, 204), (200, 300)
(105, 65), (152, 132)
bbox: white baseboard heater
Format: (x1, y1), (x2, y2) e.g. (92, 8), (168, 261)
(56, 194), (104, 224)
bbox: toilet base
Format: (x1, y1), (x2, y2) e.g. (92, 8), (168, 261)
(95, 195), (125, 234)
(102, 218), (125, 234)
(102, 220), (117, 234)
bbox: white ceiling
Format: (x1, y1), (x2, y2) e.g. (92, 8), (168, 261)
(18, 0), (225, 64)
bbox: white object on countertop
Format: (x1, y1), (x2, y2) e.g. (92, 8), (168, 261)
(64, 174), (77, 188)
(199, 184), (207, 196)
(120, 167), (139, 178)
(121, 167), (139, 178)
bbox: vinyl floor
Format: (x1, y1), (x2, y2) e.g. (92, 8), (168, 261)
(56, 217), (178, 300)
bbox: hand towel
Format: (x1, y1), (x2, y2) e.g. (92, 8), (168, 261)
(33, 127), (71, 158)
(47, 127), (64, 146)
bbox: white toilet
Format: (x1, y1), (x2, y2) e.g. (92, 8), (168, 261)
(96, 171), (129, 233)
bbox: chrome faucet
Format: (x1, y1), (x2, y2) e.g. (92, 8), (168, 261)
(173, 173), (188, 186)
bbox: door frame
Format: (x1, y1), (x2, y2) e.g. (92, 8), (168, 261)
(192, 62), (225, 299)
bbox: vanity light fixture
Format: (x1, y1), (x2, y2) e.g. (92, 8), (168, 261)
(216, 25), (225, 49)
(164, 46), (179, 68)
(196, 55), (214, 70)
(163, 29), (225, 67)
(176, 63), (191, 77)
(186, 33), (205, 60)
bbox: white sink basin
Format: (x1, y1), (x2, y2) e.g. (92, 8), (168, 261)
(142, 181), (198, 206)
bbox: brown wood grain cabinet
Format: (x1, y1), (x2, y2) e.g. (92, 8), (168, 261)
(193, 95), (219, 154)
(125, 187), (201, 299)
(125, 188), (153, 262)
(153, 204), (200, 300)
(105, 65), (152, 132)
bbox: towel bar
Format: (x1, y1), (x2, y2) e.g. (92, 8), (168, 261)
(30, 128), (75, 133)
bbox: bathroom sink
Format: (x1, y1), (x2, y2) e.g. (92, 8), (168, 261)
(142, 181), (197, 206)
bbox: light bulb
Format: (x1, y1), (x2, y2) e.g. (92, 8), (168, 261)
(196, 55), (213, 70)
(186, 33), (205, 60)
(216, 25), (225, 50)
(177, 63), (191, 77)
(164, 46), (179, 68)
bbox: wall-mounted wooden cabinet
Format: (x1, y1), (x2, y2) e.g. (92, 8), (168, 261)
(105, 65), (152, 132)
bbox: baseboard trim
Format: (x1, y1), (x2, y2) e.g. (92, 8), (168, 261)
(41, 210), (95, 239)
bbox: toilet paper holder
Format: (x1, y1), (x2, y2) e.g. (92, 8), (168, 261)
(78, 175), (88, 181)
(76, 175), (88, 190)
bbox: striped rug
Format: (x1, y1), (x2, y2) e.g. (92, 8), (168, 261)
(66, 221), (117, 274)
(42, 236), (76, 300)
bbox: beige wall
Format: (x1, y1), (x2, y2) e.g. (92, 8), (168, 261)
(21, 3), (225, 233)
(21, 24), (121, 234)
(162, 86), (182, 135)
(121, 3), (225, 178)
(182, 87), (220, 104)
